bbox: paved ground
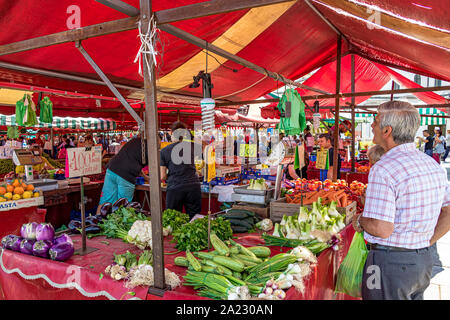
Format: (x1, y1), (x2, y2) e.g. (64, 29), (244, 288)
(424, 158), (450, 300)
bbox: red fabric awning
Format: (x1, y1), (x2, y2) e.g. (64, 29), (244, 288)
(0, 0), (448, 121)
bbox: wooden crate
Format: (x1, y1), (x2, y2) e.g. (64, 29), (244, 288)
(270, 197), (356, 225)
(232, 204), (270, 219)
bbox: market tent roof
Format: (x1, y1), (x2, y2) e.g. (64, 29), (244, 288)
(0, 114), (117, 130)
(356, 108), (447, 125)
(0, 0), (449, 109)
(297, 55), (448, 112)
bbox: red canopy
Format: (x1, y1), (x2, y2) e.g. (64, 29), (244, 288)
(0, 0), (448, 124)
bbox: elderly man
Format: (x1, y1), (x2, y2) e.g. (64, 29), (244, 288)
(352, 101), (450, 300)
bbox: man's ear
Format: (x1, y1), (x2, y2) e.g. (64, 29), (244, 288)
(383, 126), (392, 137)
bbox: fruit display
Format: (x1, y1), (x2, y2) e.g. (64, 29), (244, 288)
(0, 159), (15, 176)
(41, 153), (65, 169)
(349, 180), (367, 196)
(0, 178), (40, 202)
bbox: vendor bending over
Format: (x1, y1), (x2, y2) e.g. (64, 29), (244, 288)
(97, 136), (148, 214)
(160, 121), (202, 219)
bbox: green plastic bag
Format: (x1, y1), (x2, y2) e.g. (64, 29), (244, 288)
(15, 94), (38, 127)
(335, 232), (369, 298)
(7, 126), (19, 139)
(39, 96), (53, 124)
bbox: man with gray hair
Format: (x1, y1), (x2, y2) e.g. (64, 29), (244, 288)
(352, 101), (450, 300)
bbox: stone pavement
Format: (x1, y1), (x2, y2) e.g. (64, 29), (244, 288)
(424, 159), (450, 300)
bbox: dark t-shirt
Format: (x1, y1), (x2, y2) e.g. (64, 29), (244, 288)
(107, 137), (148, 184)
(328, 148), (342, 179)
(160, 141), (201, 190)
(424, 136), (434, 150)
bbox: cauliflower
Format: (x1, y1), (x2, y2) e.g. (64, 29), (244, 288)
(125, 265), (181, 290)
(256, 219), (273, 231)
(128, 220), (152, 249)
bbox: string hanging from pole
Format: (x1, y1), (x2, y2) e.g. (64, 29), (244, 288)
(134, 15), (159, 80)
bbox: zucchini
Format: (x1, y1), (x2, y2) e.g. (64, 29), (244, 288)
(212, 256), (245, 272)
(228, 219), (253, 229)
(186, 250), (202, 272)
(234, 253), (263, 264)
(232, 272), (242, 280)
(210, 233), (230, 256)
(247, 246), (271, 258)
(220, 210), (249, 219)
(228, 239), (258, 260)
(201, 265), (217, 273)
(194, 251), (216, 260)
(174, 256), (189, 267)
(229, 246), (240, 255)
(231, 226), (249, 233)
(231, 255), (257, 267)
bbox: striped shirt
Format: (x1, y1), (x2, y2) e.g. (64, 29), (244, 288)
(363, 143), (450, 249)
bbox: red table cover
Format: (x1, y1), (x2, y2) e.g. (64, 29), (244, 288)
(0, 225), (358, 300)
(0, 207), (47, 239)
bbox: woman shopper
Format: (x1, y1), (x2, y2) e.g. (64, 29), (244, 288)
(433, 130), (445, 163)
(442, 129), (450, 162)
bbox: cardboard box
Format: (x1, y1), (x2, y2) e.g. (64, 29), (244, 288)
(232, 204), (269, 219)
(0, 196), (44, 212)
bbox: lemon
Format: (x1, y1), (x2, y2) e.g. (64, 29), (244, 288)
(4, 192), (12, 200)
(33, 192), (40, 198)
(0, 197), (6, 202)
(22, 191), (32, 199)
(12, 194), (21, 201)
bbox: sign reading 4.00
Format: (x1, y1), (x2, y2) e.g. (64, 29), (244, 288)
(66, 146), (102, 178)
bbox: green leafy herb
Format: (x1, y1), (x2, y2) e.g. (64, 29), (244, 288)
(162, 209), (189, 234)
(172, 216), (233, 252)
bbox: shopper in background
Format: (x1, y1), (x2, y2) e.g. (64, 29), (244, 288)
(367, 144), (386, 166)
(43, 136), (52, 156)
(433, 130), (445, 163)
(352, 101), (450, 300)
(442, 129), (450, 162)
(417, 130), (434, 157)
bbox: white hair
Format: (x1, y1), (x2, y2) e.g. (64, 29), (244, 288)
(367, 144), (385, 164)
(377, 101), (420, 144)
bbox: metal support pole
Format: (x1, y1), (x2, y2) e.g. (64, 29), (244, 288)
(351, 54), (356, 172)
(76, 42), (144, 128)
(141, 0), (167, 296)
(50, 128), (54, 158)
(332, 35), (342, 182)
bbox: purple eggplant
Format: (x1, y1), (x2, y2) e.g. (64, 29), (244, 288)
(32, 240), (53, 258)
(100, 202), (112, 217)
(9, 236), (23, 252)
(20, 222), (39, 240)
(53, 234), (73, 246)
(35, 223), (55, 241)
(126, 201), (142, 211)
(20, 239), (36, 255)
(112, 198), (129, 212)
(49, 242), (74, 261)
(1, 235), (14, 248)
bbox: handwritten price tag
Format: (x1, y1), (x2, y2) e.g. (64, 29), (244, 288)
(66, 146), (102, 178)
(315, 149), (329, 170)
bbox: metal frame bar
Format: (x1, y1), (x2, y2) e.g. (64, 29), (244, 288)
(159, 24), (330, 95)
(76, 42), (144, 128)
(332, 35), (342, 182)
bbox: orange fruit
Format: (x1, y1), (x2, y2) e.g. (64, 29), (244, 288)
(26, 184), (35, 192)
(21, 182), (27, 189)
(12, 179), (20, 187)
(13, 187), (24, 195)
(6, 185), (14, 193)
(0, 187), (5, 195)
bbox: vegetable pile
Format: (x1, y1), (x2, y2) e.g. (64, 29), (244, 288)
(247, 179), (268, 191)
(98, 206), (149, 239)
(1, 222), (74, 261)
(217, 209), (261, 233)
(175, 234), (315, 300)
(263, 198), (346, 253)
(286, 189), (350, 207)
(172, 216), (233, 252)
(162, 209), (189, 235)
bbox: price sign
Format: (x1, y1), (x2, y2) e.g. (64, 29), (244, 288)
(248, 144), (257, 158)
(66, 146), (102, 178)
(239, 144), (248, 157)
(315, 149), (329, 170)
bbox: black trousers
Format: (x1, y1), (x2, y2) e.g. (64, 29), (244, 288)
(361, 244), (435, 300)
(166, 184), (202, 219)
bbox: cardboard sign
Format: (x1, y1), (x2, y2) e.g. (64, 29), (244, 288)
(239, 144), (257, 158)
(315, 149), (329, 170)
(0, 196), (44, 212)
(239, 144), (248, 157)
(66, 146), (102, 178)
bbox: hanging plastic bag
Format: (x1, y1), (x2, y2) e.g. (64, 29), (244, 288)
(335, 232), (369, 298)
(15, 94), (28, 126)
(39, 96), (53, 124)
(7, 126), (19, 139)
